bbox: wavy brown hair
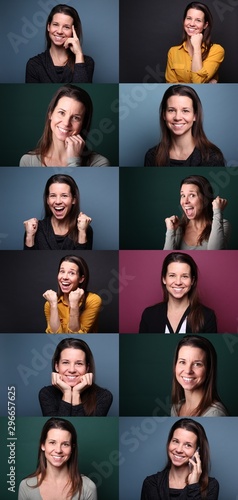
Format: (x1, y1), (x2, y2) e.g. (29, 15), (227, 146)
(46, 4), (83, 70)
(165, 418), (211, 498)
(161, 252), (206, 333)
(171, 335), (226, 416)
(32, 84), (93, 166)
(25, 417), (82, 499)
(179, 175), (214, 245)
(182, 2), (213, 60)
(155, 85), (224, 166)
(43, 174), (80, 243)
(52, 338), (99, 415)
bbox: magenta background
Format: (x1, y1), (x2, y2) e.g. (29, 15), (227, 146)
(119, 250), (238, 334)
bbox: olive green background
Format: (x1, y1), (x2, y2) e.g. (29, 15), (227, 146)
(1, 417), (118, 500)
(1, 83), (118, 166)
(119, 334), (238, 416)
(119, 166), (238, 249)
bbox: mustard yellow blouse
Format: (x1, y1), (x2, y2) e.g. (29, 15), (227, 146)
(165, 41), (225, 83)
(44, 292), (102, 333)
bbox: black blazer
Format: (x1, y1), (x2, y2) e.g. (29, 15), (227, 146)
(139, 302), (217, 333)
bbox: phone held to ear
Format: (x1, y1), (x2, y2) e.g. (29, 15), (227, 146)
(189, 447), (200, 469)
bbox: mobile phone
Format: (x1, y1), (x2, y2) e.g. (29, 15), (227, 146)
(189, 447), (200, 469)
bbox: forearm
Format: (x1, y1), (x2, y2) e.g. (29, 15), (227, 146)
(24, 234), (35, 247)
(207, 210), (229, 250)
(68, 305), (80, 332)
(191, 49), (203, 72)
(78, 229), (87, 244)
(48, 304), (61, 332)
(163, 229), (177, 250)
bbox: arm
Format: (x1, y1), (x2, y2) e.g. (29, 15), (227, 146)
(163, 216), (181, 250)
(190, 44), (225, 83)
(207, 198), (230, 249)
(25, 58), (41, 83)
(202, 308), (217, 333)
(23, 218), (38, 249)
(44, 296), (62, 334)
(64, 25), (94, 83)
(186, 478), (219, 499)
(72, 293), (102, 333)
(94, 388), (113, 416)
(39, 386), (73, 416)
(165, 48), (179, 83)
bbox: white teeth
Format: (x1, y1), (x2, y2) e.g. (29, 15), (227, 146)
(183, 377), (194, 382)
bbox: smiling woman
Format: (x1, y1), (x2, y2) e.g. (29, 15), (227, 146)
(19, 84), (110, 167)
(144, 85), (225, 166)
(23, 174), (93, 250)
(18, 417), (97, 500)
(164, 175), (230, 250)
(141, 418), (219, 499)
(171, 335), (228, 416)
(165, 2), (224, 84)
(25, 3), (94, 83)
(43, 255), (102, 333)
(39, 337), (113, 416)
(139, 252), (217, 333)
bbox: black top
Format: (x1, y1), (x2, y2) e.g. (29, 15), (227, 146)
(39, 384), (113, 416)
(144, 146), (225, 167)
(139, 302), (217, 333)
(141, 468), (219, 500)
(23, 216), (93, 250)
(25, 49), (94, 83)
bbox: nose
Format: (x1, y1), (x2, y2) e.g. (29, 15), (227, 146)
(55, 443), (62, 453)
(185, 364), (193, 374)
(174, 111), (182, 121)
(175, 276), (182, 285)
(175, 443), (183, 453)
(68, 364), (76, 373)
(55, 195), (62, 204)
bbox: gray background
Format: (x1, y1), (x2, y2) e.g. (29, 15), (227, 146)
(119, 83), (238, 167)
(119, 417), (238, 499)
(0, 333), (119, 416)
(1, 0), (119, 83)
(0, 167), (119, 250)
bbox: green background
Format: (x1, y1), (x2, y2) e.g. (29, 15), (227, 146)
(1, 83), (119, 166)
(119, 334), (238, 416)
(1, 417), (119, 500)
(119, 166), (238, 249)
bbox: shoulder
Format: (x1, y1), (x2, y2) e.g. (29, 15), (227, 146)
(144, 145), (157, 166)
(142, 302), (166, 315)
(81, 475), (97, 493)
(96, 385), (113, 400)
(19, 154), (41, 167)
(83, 55), (95, 65)
(210, 43), (225, 56)
(39, 385), (58, 397)
(87, 151), (110, 167)
(142, 470), (167, 490)
(203, 402), (228, 416)
(200, 304), (215, 317)
(168, 45), (183, 54)
(19, 476), (38, 491)
(27, 51), (48, 64)
(208, 476), (219, 492)
(86, 292), (102, 307)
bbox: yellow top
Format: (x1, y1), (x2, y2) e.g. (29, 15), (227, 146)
(165, 41), (225, 83)
(44, 292), (102, 333)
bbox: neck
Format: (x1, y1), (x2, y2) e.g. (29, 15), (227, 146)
(51, 216), (69, 234)
(167, 295), (190, 311)
(187, 217), (206, 230)
(47, 139), (68, 165)
(169, 465), (189, 486)
(183, 387), (204, 409)
(44, 462), (69, 481)
(49, 45), (68, 65)
(171, 133), (195, 153)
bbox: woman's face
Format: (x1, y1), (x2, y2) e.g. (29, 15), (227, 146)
(49, 96), (85, 142)
(163, 262), (194, 300)
(164, 95), (196, 137)
(55, 348), (88, 387)
(180, 183), (204, 220)
(47, 13), (74, 47)
(47, 182), (75, 220)
(184, 8), (208, 38)
(175, 345), (207, 392)
(58, 261), (84, 295)
(41, 428), (72, 468)
(168, 428), (197, 468)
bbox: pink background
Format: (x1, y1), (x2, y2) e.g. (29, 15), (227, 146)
(119, 250), (238, 334)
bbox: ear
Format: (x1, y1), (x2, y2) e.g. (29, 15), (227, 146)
(204, 22), (208, 30)
(193, 114), (196, 122)
(47, 23), (50, 32)
(79, 275), (85, 284)
(41, 445), (45, 451)
(55, 364), (59, 372)
(162, 277), (166, 285)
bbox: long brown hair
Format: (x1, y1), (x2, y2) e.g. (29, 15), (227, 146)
(46, 4), (83, 70)
(25, 417), (82, 499)
(179, 175), (214, 245)
(165, 418), (210, 498)
(57, 255), (89, 313)
(155, 85), (224, 166)
(52, 338), (99, 415)
(161, 252), (205, 333)
(33, 84), (93, 165)
(43, 174), (80, 243)
(171, 335), (226, 416)
(182, 2), (213, 60)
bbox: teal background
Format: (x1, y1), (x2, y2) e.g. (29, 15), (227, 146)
(1, 417), (119, 500)
(119, 166), (238, 249)
(0, 83), (119, 166)
(119, 334), (238, 416)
